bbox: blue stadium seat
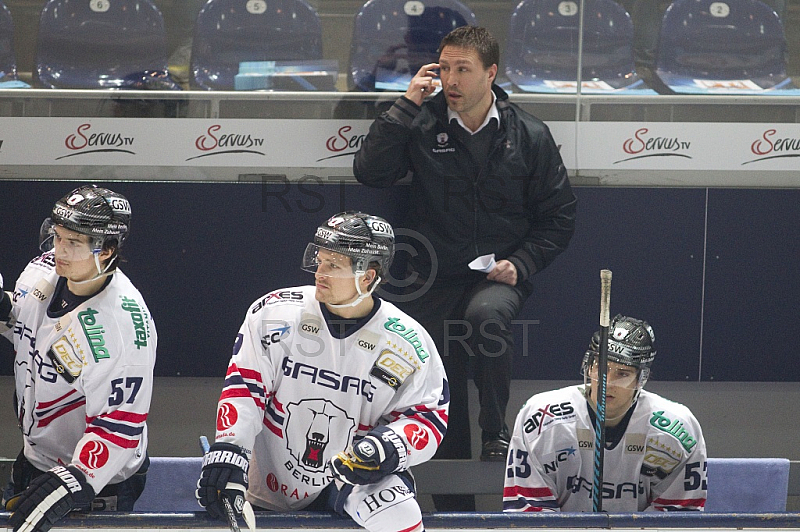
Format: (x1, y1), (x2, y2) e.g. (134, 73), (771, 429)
(505, 0), (654, 93)
(191, 0), (330, 91)
(349, 0), (477, 91)
(0, 1), (18, 82)
(705, 458), (790, 512)
(35, 0), (178, 89)
(654, 0), (797, 94)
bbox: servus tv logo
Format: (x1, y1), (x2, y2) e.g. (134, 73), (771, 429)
(317, 125), (366, 162)
(614, 127), (692, 164)
(57, 123), (136, 160)
(742, 128), (800, 165)
(187, 124), (266, 160)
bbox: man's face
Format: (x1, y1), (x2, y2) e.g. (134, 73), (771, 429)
(313, 248), (360, 306)
(52, 225), (101, 281)
(588, 360), (639, 421)
(438, 45), (497, 117)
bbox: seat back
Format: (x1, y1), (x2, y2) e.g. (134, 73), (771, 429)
(0, 1), (17, 81)
(505, 0), (646, 92)
(655, 0), (791, 92)
(35, 0), (173, 89)
(349, 0), (477, 91)
(705, 458), (790, 512)
(191, 0), (324, 90)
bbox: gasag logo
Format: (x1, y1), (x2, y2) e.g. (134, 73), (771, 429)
(614, 127), (692, 164)
(188, 125), (265, 160)
(58, 124), (136, 160)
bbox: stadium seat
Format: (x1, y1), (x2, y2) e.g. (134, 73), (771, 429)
(34, 0), (178, 89)
(505, 0), (654, 93)
(654, 0), (797, 94)
(349, 0), (477, 91)
(0, 0), (18, 82)
(705, 458), (790, 512)
(191, 0), (333, 91)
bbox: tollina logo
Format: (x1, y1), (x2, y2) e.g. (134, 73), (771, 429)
(187, 125), (266, 160)
(614, 127), (692, 164)
(317, 125), (365, 162)
(57, 123), (135, 160)
(743, 129), (800, 165)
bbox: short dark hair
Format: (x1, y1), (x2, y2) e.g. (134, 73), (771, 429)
(438, 26), (500, 70)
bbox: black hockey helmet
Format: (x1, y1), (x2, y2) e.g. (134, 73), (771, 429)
(302, 211), (395, 277)
(582, 314), (656, 381)
(41, 185), (131, 253)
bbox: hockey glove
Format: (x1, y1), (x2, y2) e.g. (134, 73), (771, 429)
(8, 465), (95, 532)
(330, 426), (407, 485)
(196, 442), (249, 520)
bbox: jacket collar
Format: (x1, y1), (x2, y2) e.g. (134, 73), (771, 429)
(431, 84), (511, 124)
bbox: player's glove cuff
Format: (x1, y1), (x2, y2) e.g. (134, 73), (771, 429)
(8, 465), (95, 532)
(329, 426), (407, 485)
(196, 442), (249, 521)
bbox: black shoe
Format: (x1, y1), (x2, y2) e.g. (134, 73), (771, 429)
(480, 433), (510, 462)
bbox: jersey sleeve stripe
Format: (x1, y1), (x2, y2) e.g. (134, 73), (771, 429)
(101, 410), (148, 423)
(86, 426), (140, 448)
(88, 416), (145, 436)
(653, 497), (706, 510)
(220, 388), (266, 410)
(263, 417), (283, 438)
(36, 389), (79, 409)
(36, 399), (87, 428)
(503, 486), (555, 498)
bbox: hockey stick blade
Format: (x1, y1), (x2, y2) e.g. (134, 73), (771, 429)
(200, 436), (244, 532)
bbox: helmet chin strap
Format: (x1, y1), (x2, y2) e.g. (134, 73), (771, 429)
(68, 253), (117, 286)
(326, 273), (381, 309)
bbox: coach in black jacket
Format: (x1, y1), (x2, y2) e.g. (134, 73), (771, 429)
(354, 26), (576, 510)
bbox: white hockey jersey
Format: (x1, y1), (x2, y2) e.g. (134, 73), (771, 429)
(214, 285), (449, 511)
(504, 385), (707, 512)
(1, 252), (156, 493)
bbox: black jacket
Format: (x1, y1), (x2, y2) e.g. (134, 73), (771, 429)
(354, 86), (576, 284)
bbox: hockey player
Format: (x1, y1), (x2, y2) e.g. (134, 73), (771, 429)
(0, 185), (157, 532)
(504, 315), (707, 512)
(197, 211), (449, 532)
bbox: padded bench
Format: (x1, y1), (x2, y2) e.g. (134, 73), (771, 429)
(135, 457), (792, 513)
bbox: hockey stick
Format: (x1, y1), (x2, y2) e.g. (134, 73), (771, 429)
(200, 436), (256, 532)
(591, 269), (612, 512)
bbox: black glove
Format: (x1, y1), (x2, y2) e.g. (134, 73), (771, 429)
(8, 465), (95, 532)
(329, 426), (407, 485)
(196, 442), (249, 520)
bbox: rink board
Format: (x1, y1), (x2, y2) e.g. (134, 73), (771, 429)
(1, 512), (800, 530)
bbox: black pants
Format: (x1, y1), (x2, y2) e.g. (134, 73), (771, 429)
(3, 450), (149, 512)
(399, 277), (532, 510)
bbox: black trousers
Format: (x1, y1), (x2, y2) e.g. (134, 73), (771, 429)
(398, 277), (532, 510)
